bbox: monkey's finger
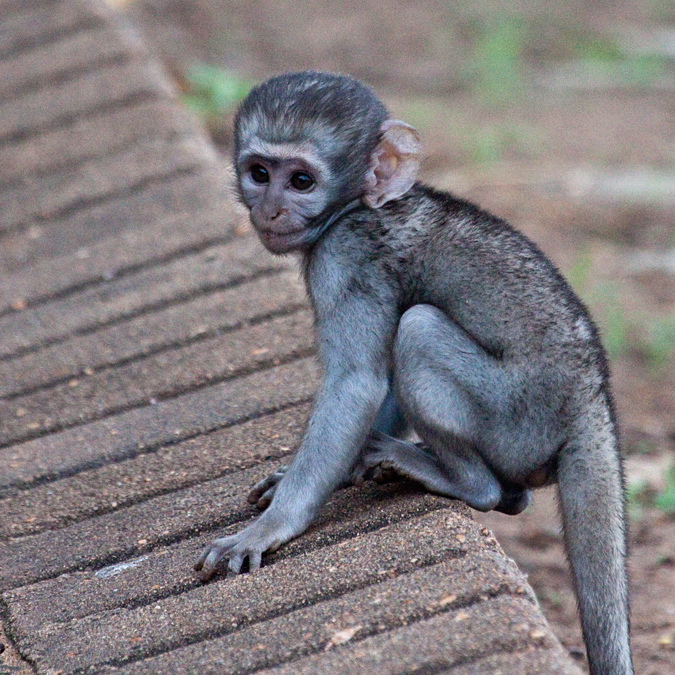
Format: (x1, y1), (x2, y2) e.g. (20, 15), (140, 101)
(193, 549), (208, 572)
(351, 471), (366, 487)
(194, 537), (235, 579)
(247, 466), (288, 504)
(249, 551), (262, 571)
(227, 552), (245, 576)
(256, 485), (277, 510)
(195, 555), (217, 581)
(194, 544), (217, 572)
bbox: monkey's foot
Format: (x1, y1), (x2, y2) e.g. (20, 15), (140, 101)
(247, 465), (288, 509)
(350, 432), (413, 486)
(194, 512), (293, 580)
(351, 461), (402, 487)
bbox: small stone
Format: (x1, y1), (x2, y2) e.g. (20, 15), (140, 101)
(658, 633), (673, 647)
(437, 594), (457, 607)
(328, 625), (361, 647)
(250, 347), (270, 356)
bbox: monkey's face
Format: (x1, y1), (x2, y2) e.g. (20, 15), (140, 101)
(237, 141), (335, 254)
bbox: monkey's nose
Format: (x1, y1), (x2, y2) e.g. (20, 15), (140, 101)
(269, 207), (290, 223)
(261, 204), (284, 221)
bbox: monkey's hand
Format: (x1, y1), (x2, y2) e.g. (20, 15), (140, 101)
(194, 509), (298, 581)
(246, 466), (288, 510)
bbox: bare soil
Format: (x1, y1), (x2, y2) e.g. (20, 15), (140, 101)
(130, 1), (675, 672)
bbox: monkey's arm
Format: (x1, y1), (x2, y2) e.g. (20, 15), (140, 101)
(195, 281), (396, 579)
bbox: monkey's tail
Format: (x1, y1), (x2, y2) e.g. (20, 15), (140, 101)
(556, 409), (633, 675)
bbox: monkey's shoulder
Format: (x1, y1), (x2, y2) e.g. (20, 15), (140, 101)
(382, 184), (542, 257)
(376, 184), (567, 286)
(378, 184), (605, 357)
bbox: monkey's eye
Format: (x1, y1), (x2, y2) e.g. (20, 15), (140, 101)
(250, 164), (269, 184)
(290, 172), (315, 191)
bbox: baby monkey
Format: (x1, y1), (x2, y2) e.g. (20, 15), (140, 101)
(195, 71), (632, 675)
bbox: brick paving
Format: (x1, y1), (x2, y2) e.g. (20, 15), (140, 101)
(0, 1), (583, 673)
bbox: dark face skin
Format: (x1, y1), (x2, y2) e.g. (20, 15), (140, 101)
(237, 142), (334, 254)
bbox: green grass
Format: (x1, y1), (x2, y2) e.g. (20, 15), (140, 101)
(460, 16), (670, 102)
(467, 123), (543, 164)
(569, 28), (668, 86)
(566, 251), (594, 293)
(181, 65), (251, 119)
(597, 301), (675, 371)
(626, 479), (648, 521)
(597, 296), (630, 360)
(566, 254), (675, 369)
(469, 18), (527, 102)
(655, 464), (675, 515)
(641, 314), (675, 374)
(628, 463), (675, 518)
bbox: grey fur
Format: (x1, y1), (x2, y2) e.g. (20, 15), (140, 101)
(195, 71), (632, 675)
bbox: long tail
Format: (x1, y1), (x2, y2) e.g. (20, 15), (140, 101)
(557, 410), (633, 675)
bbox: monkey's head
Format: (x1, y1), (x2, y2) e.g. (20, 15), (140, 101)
(233, 71), (422, 254)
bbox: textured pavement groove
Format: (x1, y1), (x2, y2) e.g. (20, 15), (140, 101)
(0, 402), (311, 540)
(5, 509), (494, 672)
(0, 358), (320, 490)
(0, 59), (173, 143)
(0, 24), (142, 101)
(0, 98), (201, 186)
(246, 595), (580, 675)
(2, 136), (209, 232)
(4, 488), (456, 625)
(0, 0), (93, 60)
(0, 269), (305, 399)
(0, 310), (315, 445)
(0, 238), (285, 359)
(0, 1), (583, 674)
(0, 208), (244, 313)
(107, 553), (526, 675)
(0, 168), (227, 270)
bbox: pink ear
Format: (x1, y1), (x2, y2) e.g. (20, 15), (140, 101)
(363, 120), (422, 209)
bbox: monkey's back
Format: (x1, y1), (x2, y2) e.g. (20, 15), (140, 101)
(324, 184), (614, 423)
(381, 186), (601, 356)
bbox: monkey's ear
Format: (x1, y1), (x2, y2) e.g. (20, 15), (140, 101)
(363, 120), (422, 209)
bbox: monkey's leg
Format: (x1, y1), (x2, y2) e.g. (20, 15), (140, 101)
(391, 304), (535, 514)
(356, 431), (467, 492)
(250, 381), (409, 510)
(248, 380), (408, 510)
(372, 382), (409, 437)
(362, 432), (530, 514)
(359, 430), (527, 513)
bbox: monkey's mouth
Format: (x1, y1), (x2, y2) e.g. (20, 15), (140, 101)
(257, 228), (306, 253)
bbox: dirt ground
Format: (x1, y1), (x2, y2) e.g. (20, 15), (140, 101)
(127, 1), (675, 672)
